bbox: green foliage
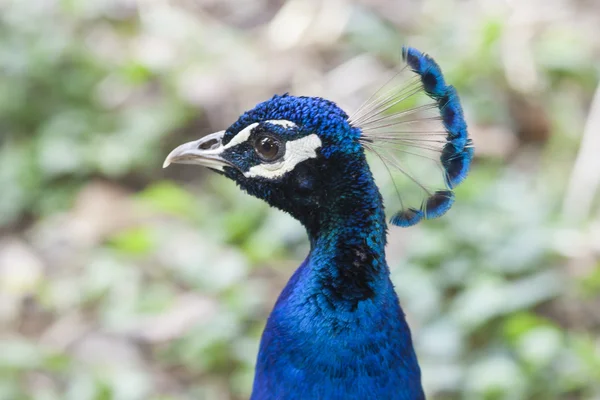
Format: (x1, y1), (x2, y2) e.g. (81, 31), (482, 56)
(108, 227), (156, 256)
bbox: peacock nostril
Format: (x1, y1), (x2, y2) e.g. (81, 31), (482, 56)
(199, 138), (220, 150)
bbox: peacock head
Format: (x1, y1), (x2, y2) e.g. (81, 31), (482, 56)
(163, 94), (368, 223)
(164, 47), (473, 228)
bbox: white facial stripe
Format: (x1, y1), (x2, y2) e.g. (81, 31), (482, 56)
(223, 123), (258, 150)
(223, 120), (297, 150)
(245, 134), (322, 179)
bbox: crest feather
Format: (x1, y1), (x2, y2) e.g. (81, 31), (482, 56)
(350, 47), (473, 227)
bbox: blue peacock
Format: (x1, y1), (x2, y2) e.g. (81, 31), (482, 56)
(164, 47), (472, 399)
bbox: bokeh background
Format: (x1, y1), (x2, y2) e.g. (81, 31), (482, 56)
(1, 0), (600, 399)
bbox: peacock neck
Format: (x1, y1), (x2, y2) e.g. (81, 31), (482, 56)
(251, 156), (424, 399)
(299, 154), (391, 306)
(308, 172), (390, 308)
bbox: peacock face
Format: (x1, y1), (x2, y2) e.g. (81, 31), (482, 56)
(164, 95), (362, 212)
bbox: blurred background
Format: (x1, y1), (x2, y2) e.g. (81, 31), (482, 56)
(1, 0), (599, 399)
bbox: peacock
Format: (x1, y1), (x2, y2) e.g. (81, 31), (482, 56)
(164, 47), (472, 400)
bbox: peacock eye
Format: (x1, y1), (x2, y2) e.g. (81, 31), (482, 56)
(254, 135), (283, 162)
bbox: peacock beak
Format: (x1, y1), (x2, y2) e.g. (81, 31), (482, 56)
(163, 131), (232, 171)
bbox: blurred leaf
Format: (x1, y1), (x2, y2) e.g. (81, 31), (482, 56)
(0, 338), (43, 370)
(571, 334), (600, 382)
(108, 227), (155, 256)
(503, 312), (555, 345)
(120, 62), (153, 85)
(137, 181), (200, 218)
(578, 263), (600, 297)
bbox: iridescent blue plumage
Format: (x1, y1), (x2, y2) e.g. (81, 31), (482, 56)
(442, 142), (473, 188)
(354, 47), (472, 227)
(403, 46), (447, 98)
(163, 46), (472, 400)
(390, 208), (423, 227)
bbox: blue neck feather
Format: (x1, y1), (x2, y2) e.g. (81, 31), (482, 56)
(251, 152), (425, 400)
